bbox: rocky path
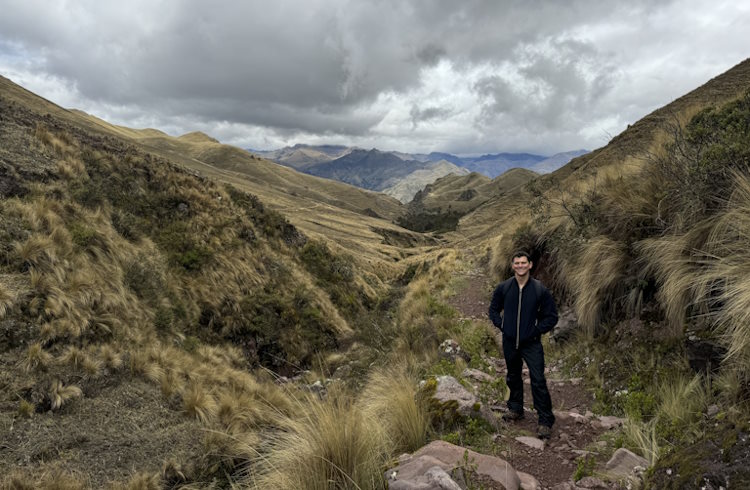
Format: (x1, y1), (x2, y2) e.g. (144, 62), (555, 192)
(444, 268), (626, 489)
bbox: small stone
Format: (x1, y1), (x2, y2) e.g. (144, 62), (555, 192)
(707, 404), (720, 418)
(515, 436), (546, 450)
(462, 367), (494, 383)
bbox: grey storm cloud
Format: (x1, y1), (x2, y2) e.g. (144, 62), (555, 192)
(1, 0), (748, 153)
(475, 37), (618, 132)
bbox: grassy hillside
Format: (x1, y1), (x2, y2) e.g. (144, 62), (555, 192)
(458, 59), (750, 244)
(0, 77), (432, 488)
(397, 167), (537, 234)
(28, 90), (428, 270)
(476, 59), (750, 486)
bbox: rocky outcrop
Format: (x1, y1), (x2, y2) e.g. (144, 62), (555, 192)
(386, 440), (521, 490)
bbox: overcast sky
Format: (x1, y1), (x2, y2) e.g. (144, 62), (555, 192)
(1, 1), (748, 155)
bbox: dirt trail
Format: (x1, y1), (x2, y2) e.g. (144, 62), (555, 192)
(447, 268), (614, 489)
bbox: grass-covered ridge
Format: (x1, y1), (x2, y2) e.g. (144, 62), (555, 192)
(0, 86), (398, 487)
(491, 88), (750, 485)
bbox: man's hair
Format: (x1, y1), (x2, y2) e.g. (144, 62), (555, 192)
(512, 250), (532, 261)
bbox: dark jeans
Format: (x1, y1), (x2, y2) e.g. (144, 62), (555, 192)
(503, 336), (555, 427)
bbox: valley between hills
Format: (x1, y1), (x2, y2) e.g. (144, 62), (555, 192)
(2, 57), (750, 489)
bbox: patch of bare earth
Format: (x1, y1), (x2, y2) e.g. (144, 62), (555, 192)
(0, 361), (203, 487)
(447, 269), (617, 488)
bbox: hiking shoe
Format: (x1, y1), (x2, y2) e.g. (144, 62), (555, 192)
(502, 410), (524, 422)
(537, 425), (552, 440)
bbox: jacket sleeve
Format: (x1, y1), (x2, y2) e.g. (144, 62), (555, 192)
(488, 284), (504, 330)
(535, 287), (558, 334)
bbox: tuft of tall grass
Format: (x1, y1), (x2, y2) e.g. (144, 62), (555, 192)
(563, 236), (628, 333)
(0, 281), (14, 319)
(48, 380), (83, 411)
(0, 469), (88, 490)
(656, 373), (708, 426)
(359, 364), (430, 453)
(622, 418), (660, 466)
(250, 390), (389, 490)
(701, 172), (750, 365)
(22, 342), (53, 372)
(182, 382), (217, 424)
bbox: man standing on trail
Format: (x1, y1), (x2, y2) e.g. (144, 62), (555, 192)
(488, 251), (558, 439)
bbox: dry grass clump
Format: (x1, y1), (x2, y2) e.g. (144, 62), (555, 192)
(656, 373), (708, 426)
(563, 236), (629, 334)
(701, 173), (750, 364)
(17, 399), (35, 418)
(182, 382), (218, 424)
(249, 390), (389, 490)
(107, 472), (161, 490)
(0, 281), (15, 319)
(359, 364), (430, 453)
(48, 380), (83, 411)
(22, 342), (53, 372)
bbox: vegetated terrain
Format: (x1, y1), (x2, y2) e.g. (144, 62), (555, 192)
(2, 57), (750, 490)
(396, 168), (538, 233)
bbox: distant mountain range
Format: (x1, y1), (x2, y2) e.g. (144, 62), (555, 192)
(251, 144), (587, 203)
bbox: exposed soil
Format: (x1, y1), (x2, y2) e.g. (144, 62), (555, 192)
(447, 268), (621, 489)
(0, 349), (204, 487)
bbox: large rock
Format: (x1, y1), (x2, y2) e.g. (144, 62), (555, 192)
(604, 448), (649, 479)
(386, 440), (521, 490)
(432, 376), (477, 417)
(550, 308), (578, 344)
(430, 375), (498, 428)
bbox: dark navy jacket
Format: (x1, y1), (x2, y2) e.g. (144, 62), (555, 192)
(488, 277), (558, 348)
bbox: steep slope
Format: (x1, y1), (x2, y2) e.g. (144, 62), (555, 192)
(29, 93), (435, 266)
(457, 58), (750, 241)
(381, 160), (470, 203)
(396, 168), (537, 233)
(0, 76), (428, 487)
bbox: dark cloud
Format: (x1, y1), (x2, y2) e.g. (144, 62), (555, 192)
(0, 0), (748, 154)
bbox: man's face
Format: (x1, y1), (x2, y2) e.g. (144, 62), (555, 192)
(511, 256), (532, 277)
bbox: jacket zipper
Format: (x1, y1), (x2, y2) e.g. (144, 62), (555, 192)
(516, 284), (523, 348)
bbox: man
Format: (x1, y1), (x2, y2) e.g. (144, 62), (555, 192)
(488, 251), (558, 439)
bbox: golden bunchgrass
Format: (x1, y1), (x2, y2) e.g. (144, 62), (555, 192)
(249, 389), (389, 490)
(48, 380), (83, 411)
(563, 236), (628, 334)
(0, 468), (88, 490)
(182, 382), (218, 424)
(359, 364), (430, 453)
(22, 342), (53, 372)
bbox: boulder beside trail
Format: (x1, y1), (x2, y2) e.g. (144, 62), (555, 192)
(604, 447), (649, 479)
(430, 375), (498, 428)
(385, 440), (521, 490)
